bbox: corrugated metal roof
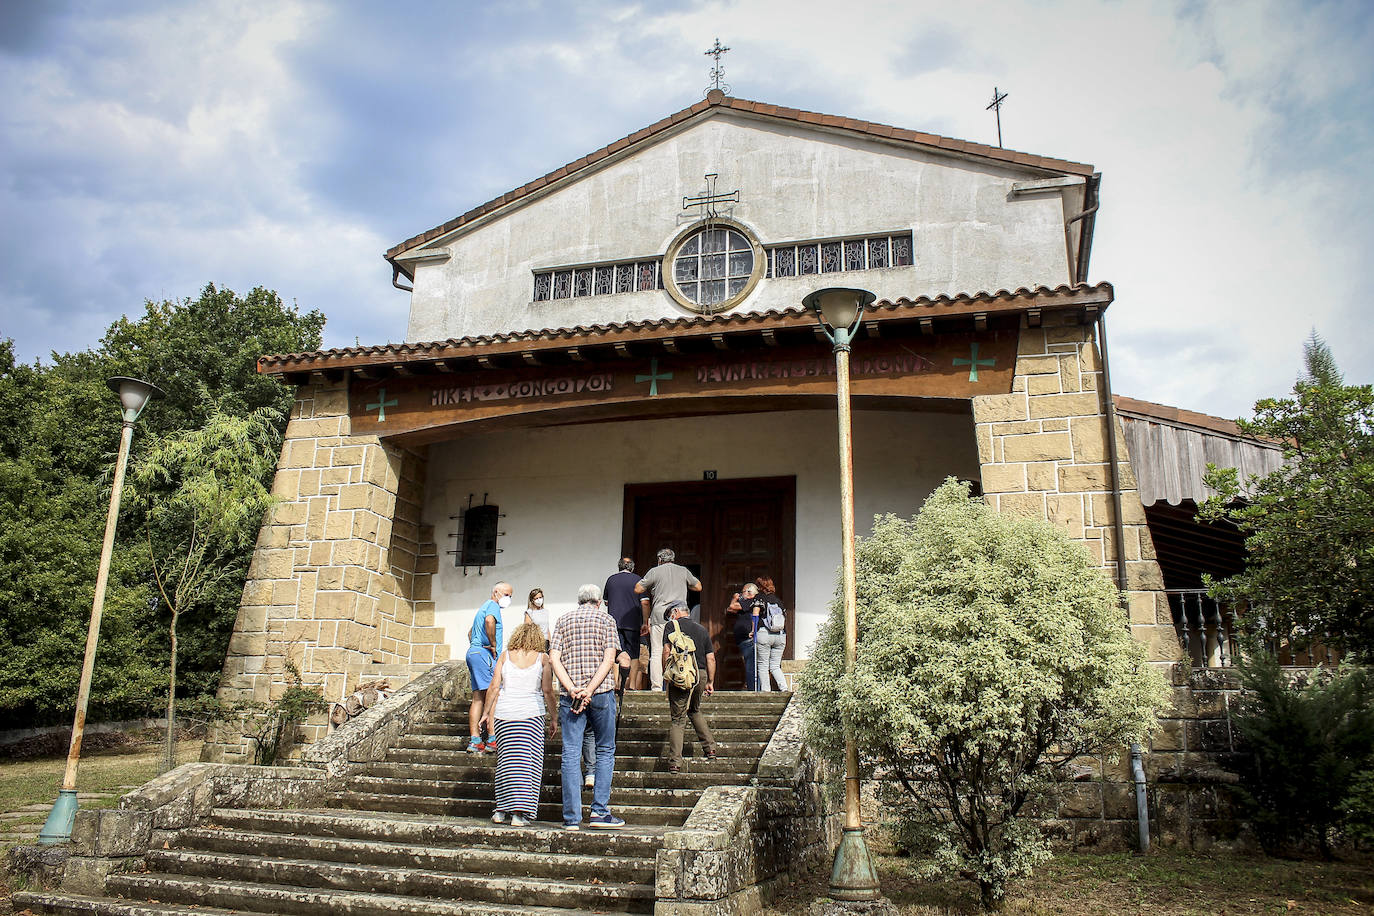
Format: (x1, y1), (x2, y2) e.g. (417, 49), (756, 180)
(1115, 396), (1285, 506)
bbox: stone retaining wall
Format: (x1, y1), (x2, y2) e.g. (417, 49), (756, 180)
(656, 693), (839, 915)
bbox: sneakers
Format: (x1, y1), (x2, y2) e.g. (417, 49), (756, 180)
(588, 813), (626, 830)
(563, 822), (581, 831)
(484, 740), (498, 754)
(584, 773), (595, 788)
(510, 814), (531, 827)
(466, 736), (485, 754)
(491, 810), (508, 824)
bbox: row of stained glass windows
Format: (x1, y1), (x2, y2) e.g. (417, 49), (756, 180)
(532, 261), (662, 302)
(765, 233), (913, 278)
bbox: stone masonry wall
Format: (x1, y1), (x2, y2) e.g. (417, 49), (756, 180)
(967, 315), (1261, 851)
(204, 380), (444, 763)
(972, 315), (1180, 665)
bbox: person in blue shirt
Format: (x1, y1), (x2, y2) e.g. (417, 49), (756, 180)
(467, 581), (512, 752)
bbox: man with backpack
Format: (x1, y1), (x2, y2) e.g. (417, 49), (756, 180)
(661, 600), (716, 774)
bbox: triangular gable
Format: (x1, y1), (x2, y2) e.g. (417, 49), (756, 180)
(385, 91), (1096, 274)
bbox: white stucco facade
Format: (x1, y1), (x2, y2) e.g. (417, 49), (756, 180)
(403, 111), (1083, 343)
(424, 406), (979, 660)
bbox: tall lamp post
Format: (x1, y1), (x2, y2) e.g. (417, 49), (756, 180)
(803, 287), (882, 902)
(39, 377), (162, 845)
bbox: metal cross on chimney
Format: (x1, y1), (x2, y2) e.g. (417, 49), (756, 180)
(704, 38), (730, 96)
(986, 86), (1009, 148)
(683, 173), (739, 221)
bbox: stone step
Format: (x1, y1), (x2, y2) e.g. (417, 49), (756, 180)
(326, 791), (690, 826)
(411, 722), (771, 741)
(359, 761), (750, 788)
(174, 827), (657, 881)
(104, 872), (644, 916)
(126, 850), (656, 911)
(382, 747), (757, 774)
(342, 775), (702, 807)
(208, 809), (668, 857)
(11, 892), (281, 916)
(391, 734), (768, 755)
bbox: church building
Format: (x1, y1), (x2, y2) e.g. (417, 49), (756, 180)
(205, 90), (1183, 761)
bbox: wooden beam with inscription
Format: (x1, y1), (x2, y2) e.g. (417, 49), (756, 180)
(350, 331), (1019, 440)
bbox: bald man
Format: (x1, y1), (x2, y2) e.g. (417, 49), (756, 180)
(466, 581), (512, 752)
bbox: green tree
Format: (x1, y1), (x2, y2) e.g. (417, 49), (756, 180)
(128, 408), (282, 771)
(1228, 651), (1374, 855)
(1200, 334), (1374, 656)
(0, 284), (323, 729)
(799, 479), (1167, 910)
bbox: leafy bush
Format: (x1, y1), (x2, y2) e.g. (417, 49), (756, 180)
(799, 478), (1167, 910)
(247, 662), (327, 767)
(1229, 650), (1374, 855)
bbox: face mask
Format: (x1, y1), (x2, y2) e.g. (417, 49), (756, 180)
(533, 598), (544, 608)
(498, 595), (512, 608)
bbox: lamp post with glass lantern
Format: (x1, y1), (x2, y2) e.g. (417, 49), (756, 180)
(803, 287), (883, 901)
(39, 377), (163, 845)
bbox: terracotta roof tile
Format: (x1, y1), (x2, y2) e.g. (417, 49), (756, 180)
(258, 282), (1113, 374)
(385, 95), (1096, 261)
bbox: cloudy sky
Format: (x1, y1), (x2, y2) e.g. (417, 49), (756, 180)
(2, 0), (1369, 419)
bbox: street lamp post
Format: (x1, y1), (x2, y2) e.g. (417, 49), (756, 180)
(803, 287), (882, 902)
(39, 377), (162, 845)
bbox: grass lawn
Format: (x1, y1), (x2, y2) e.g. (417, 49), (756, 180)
(766, 849), (1374, 915)
(0, 740), (202, 848)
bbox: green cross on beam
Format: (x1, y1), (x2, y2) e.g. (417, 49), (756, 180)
(953, 342), (996, 382)
(634, 358), (673, 396)
(366, 388), (398, 422)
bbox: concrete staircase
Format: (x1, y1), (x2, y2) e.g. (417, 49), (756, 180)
(16, 690), (791, 916)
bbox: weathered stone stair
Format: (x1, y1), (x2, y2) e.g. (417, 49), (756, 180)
(16, 690), (791, 916)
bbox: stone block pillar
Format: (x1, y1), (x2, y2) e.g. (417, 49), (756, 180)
(204, 381), (445, 763)
(971, 316), (1181, 662)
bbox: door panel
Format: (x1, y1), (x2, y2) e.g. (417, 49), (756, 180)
(624, 477), (794, 689)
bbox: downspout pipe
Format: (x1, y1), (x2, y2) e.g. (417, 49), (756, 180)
(391, 262), (414, 292)
(1097, 309), (1149, 852)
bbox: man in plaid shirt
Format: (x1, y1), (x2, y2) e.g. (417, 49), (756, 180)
(549, 583), (622, 829)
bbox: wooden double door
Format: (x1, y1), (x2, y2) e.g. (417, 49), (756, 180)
(622, 477), (795, 689)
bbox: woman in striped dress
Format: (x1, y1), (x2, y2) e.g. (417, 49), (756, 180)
(479, 621), (557, 826)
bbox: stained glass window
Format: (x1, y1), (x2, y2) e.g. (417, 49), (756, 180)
(844, 240), (865, 271)
(892, 234), (913, 266)
(552, 270), (572, 299)
(573, 269), (592, 298)
(821, 242), (842, 273)
(799, 244), (818, 274)
(637, 262), (657, 292)
(868, 237), (889, 268)
(670, 227), (754, 310)
(593, 266), (613, 296)
(775, 246), (796, 277)
(615, 264), (634, 293)
(533, 273), (552, 301)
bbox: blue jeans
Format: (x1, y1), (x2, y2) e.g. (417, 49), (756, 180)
(559, 692), (616, 825)
(739, 638), (756, 690)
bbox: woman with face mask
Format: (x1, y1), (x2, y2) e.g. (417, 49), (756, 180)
(525, 588), (549, 643)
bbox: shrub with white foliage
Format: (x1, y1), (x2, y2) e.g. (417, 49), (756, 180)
(799, 478), (1167, 909)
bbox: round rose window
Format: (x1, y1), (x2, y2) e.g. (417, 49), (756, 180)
(665, 223), (762, 314)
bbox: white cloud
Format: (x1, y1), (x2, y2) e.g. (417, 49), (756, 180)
(1, 0), (1367, 420)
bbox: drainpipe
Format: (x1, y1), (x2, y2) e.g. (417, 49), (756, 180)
(1131, 743), (1150, 852)
(1064, 173), (1101, 285)
(391, 263), (414, 292)
(1096, 311), (1150, 851)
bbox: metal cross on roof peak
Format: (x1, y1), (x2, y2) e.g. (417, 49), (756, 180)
(986, 86), (1009, 149)
(704, 38), (730, 96)
(683, 172), (740, 221)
